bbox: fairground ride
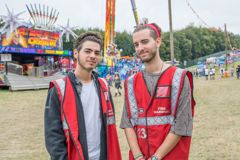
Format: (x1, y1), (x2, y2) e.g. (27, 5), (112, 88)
(0, 4), (77, 77)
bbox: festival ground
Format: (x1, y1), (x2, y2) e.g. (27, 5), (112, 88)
(0, 77), (239, 160)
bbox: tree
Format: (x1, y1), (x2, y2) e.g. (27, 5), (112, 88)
(160, 32), (170, 61)
(115, 31), (134, 56)
(61, 25), (240, 62)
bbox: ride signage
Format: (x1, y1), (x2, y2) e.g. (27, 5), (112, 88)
(0, 26), (72, 56)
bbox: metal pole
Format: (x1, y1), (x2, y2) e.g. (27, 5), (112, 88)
(224, 23), (228, 71)
(130, 0), (139, 25)
(168, 0), (174, 65)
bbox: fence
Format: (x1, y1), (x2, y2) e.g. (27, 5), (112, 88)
(7, 63), (23, 75)
(184, 50), (238, 68)
(4, 62), (60, 77)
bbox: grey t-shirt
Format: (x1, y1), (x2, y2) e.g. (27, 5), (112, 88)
(76, 79), (101, 160)
(120, 64), (193, 136)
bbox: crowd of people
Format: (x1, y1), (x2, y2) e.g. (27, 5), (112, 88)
(193, 65), (240, 80)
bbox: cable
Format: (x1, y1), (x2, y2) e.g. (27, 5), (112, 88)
(186, 0), (234, 50)
(185, 0), (210, 27)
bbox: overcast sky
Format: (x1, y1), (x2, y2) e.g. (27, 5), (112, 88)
(0, 0), (239, 34)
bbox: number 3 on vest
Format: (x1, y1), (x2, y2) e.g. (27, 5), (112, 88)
(137, 128), (147, 139)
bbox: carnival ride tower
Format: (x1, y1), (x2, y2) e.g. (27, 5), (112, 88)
(103, 0), (139, 57)
(104, 0), (120, 58)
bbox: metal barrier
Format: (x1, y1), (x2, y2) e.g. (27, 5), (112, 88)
(5, 62), (60, 77)
(7, 63), (23, 75)
(27, 65), (60, 77)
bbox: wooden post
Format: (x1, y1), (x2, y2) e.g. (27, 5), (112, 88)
(168, 0), (174, 65)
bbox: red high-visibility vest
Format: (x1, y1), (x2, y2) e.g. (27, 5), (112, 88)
(125, 66), (195, 160)
(51, 76), (122, 160)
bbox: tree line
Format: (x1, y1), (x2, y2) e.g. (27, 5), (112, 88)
(64, 24), (240, 63)
(1, 18), (240, 63)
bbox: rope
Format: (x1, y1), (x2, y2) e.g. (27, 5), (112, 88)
(186, 0), (234, 50)
(185, 0), (209, 27)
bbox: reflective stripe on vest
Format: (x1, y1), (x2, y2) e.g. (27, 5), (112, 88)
(99, 77), (116, 125)
(127, 74), (138, 126)
(54, 78), (69, 130)
(127, 68), (185, 126)
(107, 116), (116, 125)
(55, 78), (66, 100)
(171, 68), (185, 114)
(98, 77), (122, 160)
(132, 115), (174, 126)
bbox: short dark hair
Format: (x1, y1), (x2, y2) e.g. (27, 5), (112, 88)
(74, 32), (102, 51)
(133, 23), (162, 40)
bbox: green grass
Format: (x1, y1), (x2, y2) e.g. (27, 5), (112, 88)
(0, 77), (240, 159)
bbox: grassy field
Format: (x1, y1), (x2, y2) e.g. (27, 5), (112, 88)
(0, 77), (240, 160)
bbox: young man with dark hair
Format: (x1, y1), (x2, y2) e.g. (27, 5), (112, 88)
(44, 32), (121, 160)
(120, 23), (195, 160)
